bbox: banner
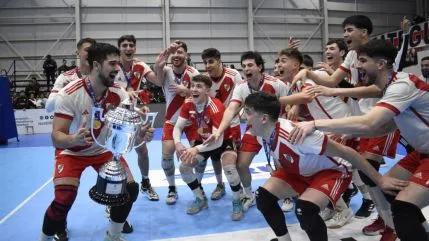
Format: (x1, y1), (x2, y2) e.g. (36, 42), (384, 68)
(14, 109), (53, 134)
(374, 21), (429, 49)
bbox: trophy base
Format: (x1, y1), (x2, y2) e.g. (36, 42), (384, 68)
(89, 185), (130, 206)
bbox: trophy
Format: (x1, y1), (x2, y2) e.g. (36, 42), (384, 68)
(88, 98), (157, 206)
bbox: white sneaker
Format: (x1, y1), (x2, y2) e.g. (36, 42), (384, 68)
(104, 231), (127, 241)
(166, 186), (178, 205)
(325, 207), (354, 229)
(319, 207), (335, 221)
(241, 193), (256, 212)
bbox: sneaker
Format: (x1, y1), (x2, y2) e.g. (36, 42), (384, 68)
(342, 183), (358, 207)
(355, 198), (375, 218)
(187, 195), (208, 215)
(211, 183), (226, 200)
(121, 220), (133, 234)
(54, 230), (69, 241)
(141, 180), (159, 201)
(166, 186), (178, 205)
(232, 199), (244, 221)
(326, 207), (354, 229)
(104, 231), (127, 241)
(242, 193), (256, 212)
(362, 216), (385, 236)
(320, 207), (335, 221)
(281, 198), (294, 212)
(380, 226), (397, 241)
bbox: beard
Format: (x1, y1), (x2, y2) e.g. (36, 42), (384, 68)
(422, 70), (429, 78)
(99, 72), (115, 87)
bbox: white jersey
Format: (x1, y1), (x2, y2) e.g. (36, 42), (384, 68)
(303, 71), (353, 120)
(54, 78), (128, 156)
(257, 119), (352, 176)
(208, 68), (242, 126)
(376, 72), (429, 153)
(163, 65), (199, 124)
(231, 73), (289, 107)
(46, 67), (83, 113)
(339, 50), (359, 86)
(116, 61), (153, 91)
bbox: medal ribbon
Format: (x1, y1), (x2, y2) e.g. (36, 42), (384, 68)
(119, 63), (132, 87)
(86, 77), (106, 120)
(262, 127), (276, 169)
(174, 71), (185, 85)
(247, 77), (264, 93)
(195, 100), (209, 133)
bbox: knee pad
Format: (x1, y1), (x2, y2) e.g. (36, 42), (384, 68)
(127, 182), (139, 203)
(256, 186), (279, 212)
(392, 200), (428, 241)
(161, 158), (175, 176)
(48, 185), (78, 220)
(179, 163), (196, 184)
(295, 199), (321, 231)
(358, 170), (377, 187)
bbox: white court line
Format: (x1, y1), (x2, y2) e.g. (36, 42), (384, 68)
(0, 177), (52, 225)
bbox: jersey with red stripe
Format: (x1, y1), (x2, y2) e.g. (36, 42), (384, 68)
(339, 50), (359, 86)
(257, 119), (352, 176)
(231, 73), (289, 107)
(376, 72), (429, 153)
(51, 67), (83, 93)
(302, 71), (353, 120)
(163, 65), (200, 124)
(116, 61), (153, 90)
(54, 78), (128, 156)
(179, 96), (232, 140)
(46, 67), (84, 113)
(208, 67), (242, 126)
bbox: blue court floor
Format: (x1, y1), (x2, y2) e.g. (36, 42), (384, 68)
(0, 130), (424, 241)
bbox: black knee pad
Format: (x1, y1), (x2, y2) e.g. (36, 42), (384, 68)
(358, 159), (380, 187)
(295, 199), (321, 231)
(256, 186), (279, 212)
(392, 200), (428, 241)
(383, 193), (397, 203)
(127, 182), (139, 203)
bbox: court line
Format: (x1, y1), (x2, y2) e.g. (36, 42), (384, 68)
(0, 177), (53, 225)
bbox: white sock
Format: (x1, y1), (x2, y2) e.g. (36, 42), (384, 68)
(166, 175), (175, 187)
(108, 220), (124, 237)
(244, 186), (252, 196)
(39, 233), (54, 241)
(192, 187), (204, 200)
(277, 232), (292, 241)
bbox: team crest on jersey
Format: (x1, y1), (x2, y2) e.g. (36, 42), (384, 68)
(134, 72), (140, 79)
(283, 153), (294, 163)
(224, 83), (230, 92)
(57, 164), (64, 174)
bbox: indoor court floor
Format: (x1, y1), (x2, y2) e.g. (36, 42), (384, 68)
(0, 129), (427, 241)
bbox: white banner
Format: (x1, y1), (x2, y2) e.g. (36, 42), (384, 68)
(14, 109), (53, 134)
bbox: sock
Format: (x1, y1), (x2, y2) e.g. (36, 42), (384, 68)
(244, 186), (252, 196)
(108, 220), (124, 237)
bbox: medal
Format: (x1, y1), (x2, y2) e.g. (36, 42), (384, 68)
(198, 127), (204, 135)
(93, 119), (102, 130)
(180, 92), (187, 97)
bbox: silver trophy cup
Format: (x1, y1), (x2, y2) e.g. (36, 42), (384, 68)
(88, 98), (157, 206)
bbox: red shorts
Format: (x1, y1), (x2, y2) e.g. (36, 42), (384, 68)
(162, 122), (199, 142)
(397, 151), (429, 189)
(239, 132), (261, 153)
(359, 130), (400, 159)
(54, 151), (129, 180)
(272, 167), (352, 205)
(229, 124), (242, 143)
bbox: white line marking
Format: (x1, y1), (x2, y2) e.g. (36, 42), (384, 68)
(0, 177), (52, 225)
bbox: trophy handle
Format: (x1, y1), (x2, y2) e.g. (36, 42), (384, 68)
(133, 112), (158, 149)
(91, 106), (107, 149)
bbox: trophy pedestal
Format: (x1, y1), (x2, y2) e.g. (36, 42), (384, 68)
(89, 159), (130, 206)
